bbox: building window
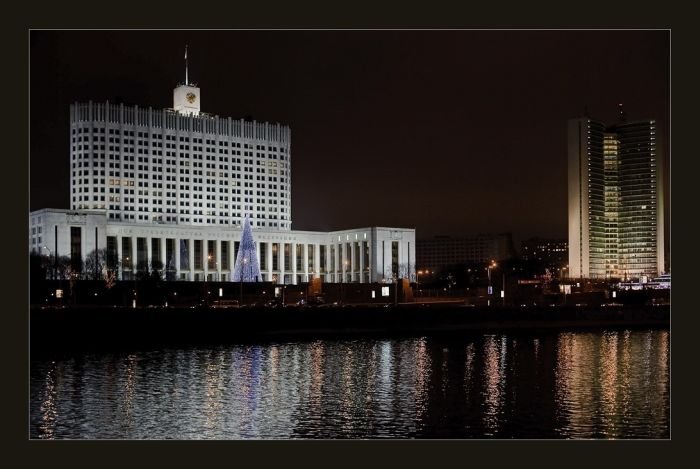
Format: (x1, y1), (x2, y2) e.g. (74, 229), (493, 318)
(259, 242), (267, 271)
(180, 239), (189, 271)
(194, 240), (202, 270)
(221, 241), (230, 271)
(272, 243), (279, 271)
(70, 226), (82, 273)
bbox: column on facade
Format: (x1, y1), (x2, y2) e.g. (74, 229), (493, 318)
(313, 243), (321, 280)
(188, 238), (195, 281)
(335, 243), (340, 283)
(341, 242), (346, 283)
(229, 239), (236, 281)
(203, 239), (209, 281)
(385, 240), (393, 281)
(291, 241), (297, 285)
(350, 241), (356, 283)
(174, 237), (181, 280)
(216, 239), (222, 281)
(131, 235), (137, 275)
(367, 240), (372, 283)
(146, 236), (152, 273)
(278, 243), (285, 284)
(331, 243), (335, 282)
(326, 243), (332, 281)
(405, 241), (416, 282)
(234, 239), (238, 278)
(116, 235), (123, 280)
(359, 241), (365, 283)
(256, 241), (261, 281)
(380, 240), (386, 281)
(330, 243), (335, 282)
(160, 237), (166, 276)
(266, 241), (274, 282)
(303, 243), (309, 282)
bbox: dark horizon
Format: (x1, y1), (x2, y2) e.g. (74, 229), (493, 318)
(29, 30), (670, 247)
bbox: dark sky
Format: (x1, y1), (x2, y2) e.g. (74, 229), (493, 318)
(30, 30), (669, 243)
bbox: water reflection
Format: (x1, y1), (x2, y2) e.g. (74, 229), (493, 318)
(38, 361), (58, 439)
(122, 353), (137, 431)
(464, 342), (475, 396)
(30, 330), (669, 439)
(482, 335), (506, 435)
(553, 331), (670, 439)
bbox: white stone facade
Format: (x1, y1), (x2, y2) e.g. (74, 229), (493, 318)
(33, 82), (416, 284)
(70, 84), (292, 230)
(29, 208), (416, 285)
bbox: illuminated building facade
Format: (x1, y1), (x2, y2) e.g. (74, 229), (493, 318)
(68, 88), (292, 230)
(568, 107), (664, 279)
(29, 70), (416, 284)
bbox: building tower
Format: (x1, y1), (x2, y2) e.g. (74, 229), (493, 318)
(173, 45), (201, 116)
(611, 118), (664, 279)
(68, 46), (292, 229)
(567, 118), (606, 278)
(568, 108), (664, 279)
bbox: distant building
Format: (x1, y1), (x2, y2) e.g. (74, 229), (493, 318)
(568, 105), (664, 279)
(520, 238), (568, 276)
(416, 233), (515, 272)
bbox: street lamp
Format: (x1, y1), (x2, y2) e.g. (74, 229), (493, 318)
(42, 246), (54, 279)
(487, 260), (497, 306)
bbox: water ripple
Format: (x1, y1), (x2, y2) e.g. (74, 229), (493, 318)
(30, 330), (669, 439)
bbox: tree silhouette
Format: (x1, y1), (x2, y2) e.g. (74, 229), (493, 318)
(84, 248), (107, 280)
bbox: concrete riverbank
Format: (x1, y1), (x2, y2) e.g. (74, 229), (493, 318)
(30, 303), (670, 352)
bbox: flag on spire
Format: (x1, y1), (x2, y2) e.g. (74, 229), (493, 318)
(184, 45), (189, 85)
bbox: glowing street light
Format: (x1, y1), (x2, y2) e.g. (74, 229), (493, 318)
(42, 246), (55, 279)
(487, 260), (497, 306)
(487, 260), (497, 287)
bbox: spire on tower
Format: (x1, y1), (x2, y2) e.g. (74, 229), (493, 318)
(184, 44), (188, 85)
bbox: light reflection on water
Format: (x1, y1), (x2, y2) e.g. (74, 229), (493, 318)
(30, 330), (669, 439)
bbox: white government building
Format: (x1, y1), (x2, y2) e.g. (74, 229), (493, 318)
(30, 72), (415, 285)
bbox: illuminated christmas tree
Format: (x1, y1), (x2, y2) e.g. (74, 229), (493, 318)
(232, 214), (262, 282)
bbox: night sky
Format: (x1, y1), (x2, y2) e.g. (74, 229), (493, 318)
(30, 30), (669, 244)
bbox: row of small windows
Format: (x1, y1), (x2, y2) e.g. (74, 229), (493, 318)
(77, 127), (281, 143)
(73, 130), (288, 155)
(105, 211), (288, 228)
(80, 150), (264, 161)
(73, 152), (290, 169)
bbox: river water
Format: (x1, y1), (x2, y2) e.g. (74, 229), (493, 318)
(30, 329), (669, 439)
